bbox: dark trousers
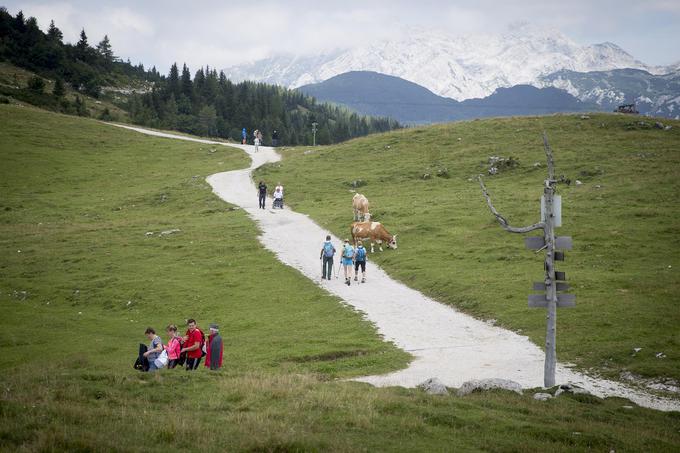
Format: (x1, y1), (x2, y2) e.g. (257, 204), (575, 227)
(167, 359), (179, 369)
(185, 357), (201, 370)
(322, 256), (334, 279)
(258, 193), (266, 208)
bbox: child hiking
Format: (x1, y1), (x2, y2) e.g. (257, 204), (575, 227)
(257, 180), (267, 209)
(354, 240), (367, 283)
(341, 239), (354, 286)
(320, 235), (336, 280)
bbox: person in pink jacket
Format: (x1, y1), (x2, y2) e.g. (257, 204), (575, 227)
(165, 324), (182, 369)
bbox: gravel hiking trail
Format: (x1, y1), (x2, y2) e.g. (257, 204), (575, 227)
(110, 123), (680, 411)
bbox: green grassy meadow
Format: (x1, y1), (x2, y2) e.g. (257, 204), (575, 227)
(255, 113), (680, 383)
(1, 104), (679, 451)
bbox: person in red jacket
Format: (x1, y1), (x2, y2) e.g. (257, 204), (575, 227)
(204, 323), (223, 370)
(180, 318), (204, 371)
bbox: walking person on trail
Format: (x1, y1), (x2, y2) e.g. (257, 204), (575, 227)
(181, 319), (204, 371)
(143, 327), (164, 372)
(165, 324), (182, 369)
(257, 180), (267, 209)
(254, 135), (260, 152)
(353, 240), (367, 283)
(272, 130), (279, 147)
(341, 239), (355, 286)
(257, 129), (263, 144)
(241, 128), (247, 145)
(320, 235), (336, 280)
(204, 323), (223, 371)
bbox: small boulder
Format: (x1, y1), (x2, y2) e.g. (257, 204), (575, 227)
(159, 228), (181, 236)
(580, 115), (590, 120)
(554, 383), (592, 397)
(654, 122), (665, 129)
(457, 378), (523, 396)
(533, 392), (552, 401)
(419, 378), (448, 395)
(664, 125), (672, 131)
(575, 180), (583, 186)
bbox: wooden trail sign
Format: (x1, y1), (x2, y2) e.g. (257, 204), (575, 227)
(479, 133), (575, 388)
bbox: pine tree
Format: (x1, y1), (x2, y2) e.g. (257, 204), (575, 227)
(47, 20), (63, 41)
(180, 63), (192, 99)
(96, 35), (114, 64)
(53, 77), (65, 97)
(167, 63), (180, 97)
(77, 29), (88, 51)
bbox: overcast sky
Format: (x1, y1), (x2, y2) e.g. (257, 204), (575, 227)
(5, 0), (680, 73)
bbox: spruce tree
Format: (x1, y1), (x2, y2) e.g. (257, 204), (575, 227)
(180, 63), (192, 99)
(53, 77), (65, 97)
(96, 35), (114, 64)
(47, 20), (63, 41)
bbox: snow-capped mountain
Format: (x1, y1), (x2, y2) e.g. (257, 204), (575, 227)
(538, 68), (680, 119)
(224, 22), (671, 101)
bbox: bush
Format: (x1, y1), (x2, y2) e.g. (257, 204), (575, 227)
(27, 75), (45, 93)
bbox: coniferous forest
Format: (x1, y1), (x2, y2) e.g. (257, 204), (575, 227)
(0, 8), (400, 145)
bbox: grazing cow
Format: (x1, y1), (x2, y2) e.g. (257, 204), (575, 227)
(352, 193), (371, 221)
(351, 221), (397, 253)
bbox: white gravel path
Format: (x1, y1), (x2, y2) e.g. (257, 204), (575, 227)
(110, 123), (680, 412)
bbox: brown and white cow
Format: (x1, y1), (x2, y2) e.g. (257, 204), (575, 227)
(351, 221), (397, 252)
(352, 193), (370, 221)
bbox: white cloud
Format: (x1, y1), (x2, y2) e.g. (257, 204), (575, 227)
(3, 0), (679, 71)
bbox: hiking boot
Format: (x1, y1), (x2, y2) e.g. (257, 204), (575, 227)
(361, 278), (366, 283)
(354, 276), (358, 281)
(346, 278), (350, 286)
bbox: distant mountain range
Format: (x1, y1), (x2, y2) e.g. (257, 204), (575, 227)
(538, 68), (680, 118)
(225, 23), (678, 102)
(226, 23), (680, 122)
(298, 71), (594, 124)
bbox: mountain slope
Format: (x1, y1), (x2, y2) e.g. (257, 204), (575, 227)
(298, 71), (593, 123)
(226, 23), (668, 101)
(539, 68), (680, 119)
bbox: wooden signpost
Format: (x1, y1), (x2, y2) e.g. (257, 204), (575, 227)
(479, 133), (575, 387)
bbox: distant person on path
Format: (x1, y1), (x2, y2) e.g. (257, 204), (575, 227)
(242, 128), (247, 145)
(143, 327), (164, 372)
(272, 130), (279, 147)
(181, 319), (204, 371)
(254, 135), (260, 152)
(320, 235), (336, 280)
(257, 129), (263, 144)
(354, 241), (367, 283)
(258, 180), (267, 209)
(273, 183), (284, 209)
(165, 324), (182, 369)
(341, 239), (355, 286)
(205, 323), (223, 371)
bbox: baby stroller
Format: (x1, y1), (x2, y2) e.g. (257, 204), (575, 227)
(273, 197), (284, 209)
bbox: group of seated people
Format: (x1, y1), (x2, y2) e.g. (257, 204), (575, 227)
(135, 318), (223, 372)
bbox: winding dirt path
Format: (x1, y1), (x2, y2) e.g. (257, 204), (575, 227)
(110, 123), (680, 412)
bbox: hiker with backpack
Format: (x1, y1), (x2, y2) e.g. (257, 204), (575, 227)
(165, 324), (182, 369)
(354, 241), (368, 283)
(181, 319), (204, 371)
(320, 235), (336, 280)
(341, 239), (355, 286)
(257, 180), (267, 209)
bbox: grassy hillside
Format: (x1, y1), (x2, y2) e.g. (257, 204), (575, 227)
(1, 105), (679, 451)
(255, 113), (680, 384)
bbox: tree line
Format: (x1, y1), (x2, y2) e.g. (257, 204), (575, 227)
(0, 8), (400, 144)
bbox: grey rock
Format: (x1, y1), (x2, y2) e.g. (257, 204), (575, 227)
(580, 115), (590, 119)
(575, 180), (583, 185)
(159, 228), (181, 236)
(664, 125), (672, 131)
(554, 383), (593, 398)
(145, 231), (154, 236)
(457, 378), (523, 396)
(419, 377), (448, 395)
(533, 392), (553, 401)
(654, 122), (665, 129)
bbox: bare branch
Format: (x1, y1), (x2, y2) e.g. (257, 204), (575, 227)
(478, 175), (546, 234)
(542, 132), (555, 181)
